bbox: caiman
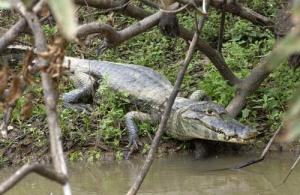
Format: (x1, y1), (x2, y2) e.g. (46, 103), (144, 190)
(62, 57), (258, 156)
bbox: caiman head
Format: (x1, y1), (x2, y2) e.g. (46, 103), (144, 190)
(169, 99), (258, 144)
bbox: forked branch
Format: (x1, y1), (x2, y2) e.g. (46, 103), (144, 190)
(0, 0), (72, 194)
(0, 163), (67, 194)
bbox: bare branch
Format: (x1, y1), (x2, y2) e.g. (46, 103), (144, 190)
(127, 2), (210, 195)
(74, 0), (240, 86)
(11, 0), (72, 194)
(227, 16), (300, 116)
(160, 4), (189, 14)
(0, 163), (67, 194)
(226, 61), (276, 117)
(76, 23), (119, 40)
(204, 125), (282, 172)
(217, 0), (226, 53)
(179, 27), (240, 85)
(76, 10), (162, 48)
(233, 125), (282, 169)
(0, 0), (45, 53)
(281, 153), (300, 184)
(178, 0), (274, 30)
(0, 107), (13, 138)
(74, 0), (149, 19)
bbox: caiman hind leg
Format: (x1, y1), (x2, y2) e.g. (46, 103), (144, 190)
(189, 90), (211, 101)
(125, 111), (158, 159)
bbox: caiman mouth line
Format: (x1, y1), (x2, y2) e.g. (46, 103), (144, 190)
(194, 119), (256, 144)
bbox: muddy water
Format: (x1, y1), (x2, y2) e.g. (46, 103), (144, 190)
(1, 152), (300, 195)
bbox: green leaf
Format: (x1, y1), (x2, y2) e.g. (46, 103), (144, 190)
(242, 109), (250, 119)
(47, 0), (77, 40)
(0, 0), (11, 9)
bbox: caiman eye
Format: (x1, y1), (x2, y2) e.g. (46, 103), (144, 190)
(206, 109), (214, 115)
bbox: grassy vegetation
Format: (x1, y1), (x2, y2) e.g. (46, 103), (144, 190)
(1, 1), (299, 164)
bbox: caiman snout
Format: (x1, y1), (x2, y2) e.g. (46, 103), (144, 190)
(173, 101), (258, 143)
(213, 115), (258, 140)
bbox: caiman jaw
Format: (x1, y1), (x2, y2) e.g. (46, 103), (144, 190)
(199, 114), (258, 143)
(172, 102), (258, 143)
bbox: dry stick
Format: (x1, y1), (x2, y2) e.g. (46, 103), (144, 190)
(0, 163), (67, 194)
(0, 107), (13, 138)
(127, 4), (209, 195)
(160, 4), (189, 14)
(127, 31), (198, 195)
(281, 150), (300, 184)
(217, 0), (226, 53)
(205, 125), (283, 172)
(0, 1), (45, 137)
(75, 0), (240, 86)
(185, 0), (274, 30)
(233, 125), (282, 169)
(0, 0), (45, 53)
(10, 1), (72, 194)
(96, 0), (130, 14)
(76, 9), (162, 47)
(227, 21), (300, 116)
(176, 0), (208, 17)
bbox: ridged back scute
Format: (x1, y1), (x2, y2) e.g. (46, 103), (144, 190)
(64, 57), (173, 105)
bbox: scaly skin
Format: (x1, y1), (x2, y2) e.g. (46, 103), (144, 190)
(62, 57), (258, 149)
(1, 46), (258, 157)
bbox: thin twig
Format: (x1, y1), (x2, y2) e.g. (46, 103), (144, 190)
(217, 0), (226, 53)
(0, 0), (45, 53)
(176, 0), (208, 15)
(74, 0), (240, 86)
(11, 0), (72, 194)
(203, 125), (282, 172)
(159, 4), (189, 14)
(233, 125), (282, 169)
(0, 163), (67, 194)
(97, 0), (130, 14)
(126, 2), (209, 195)
(281, 150), (300, 184)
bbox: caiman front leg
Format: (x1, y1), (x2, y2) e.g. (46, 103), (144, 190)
(125, 111), (158, 159)
(62, 87), (94, 111)
(62, 72), (97, 112)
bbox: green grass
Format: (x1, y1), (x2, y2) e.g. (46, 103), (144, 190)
(1, 0), (299, 163)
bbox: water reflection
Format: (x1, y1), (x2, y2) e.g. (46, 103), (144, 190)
(0, 152), (299, 195)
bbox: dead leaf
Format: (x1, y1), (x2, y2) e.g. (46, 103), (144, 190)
(21, 94), (33, 120)
(0, 66), (8, 95)
(107, 12), (115, 27)
(5, 75), (22, 106)
(39, 4), (50, 18)
(22, 50), (36, 84)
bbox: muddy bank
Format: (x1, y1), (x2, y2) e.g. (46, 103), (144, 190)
(2, 124), (297, 168)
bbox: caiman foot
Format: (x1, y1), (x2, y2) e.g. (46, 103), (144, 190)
(193, 140), (209, 160)
(125, 138), (139, 160)
(124, 111), (154, 159)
